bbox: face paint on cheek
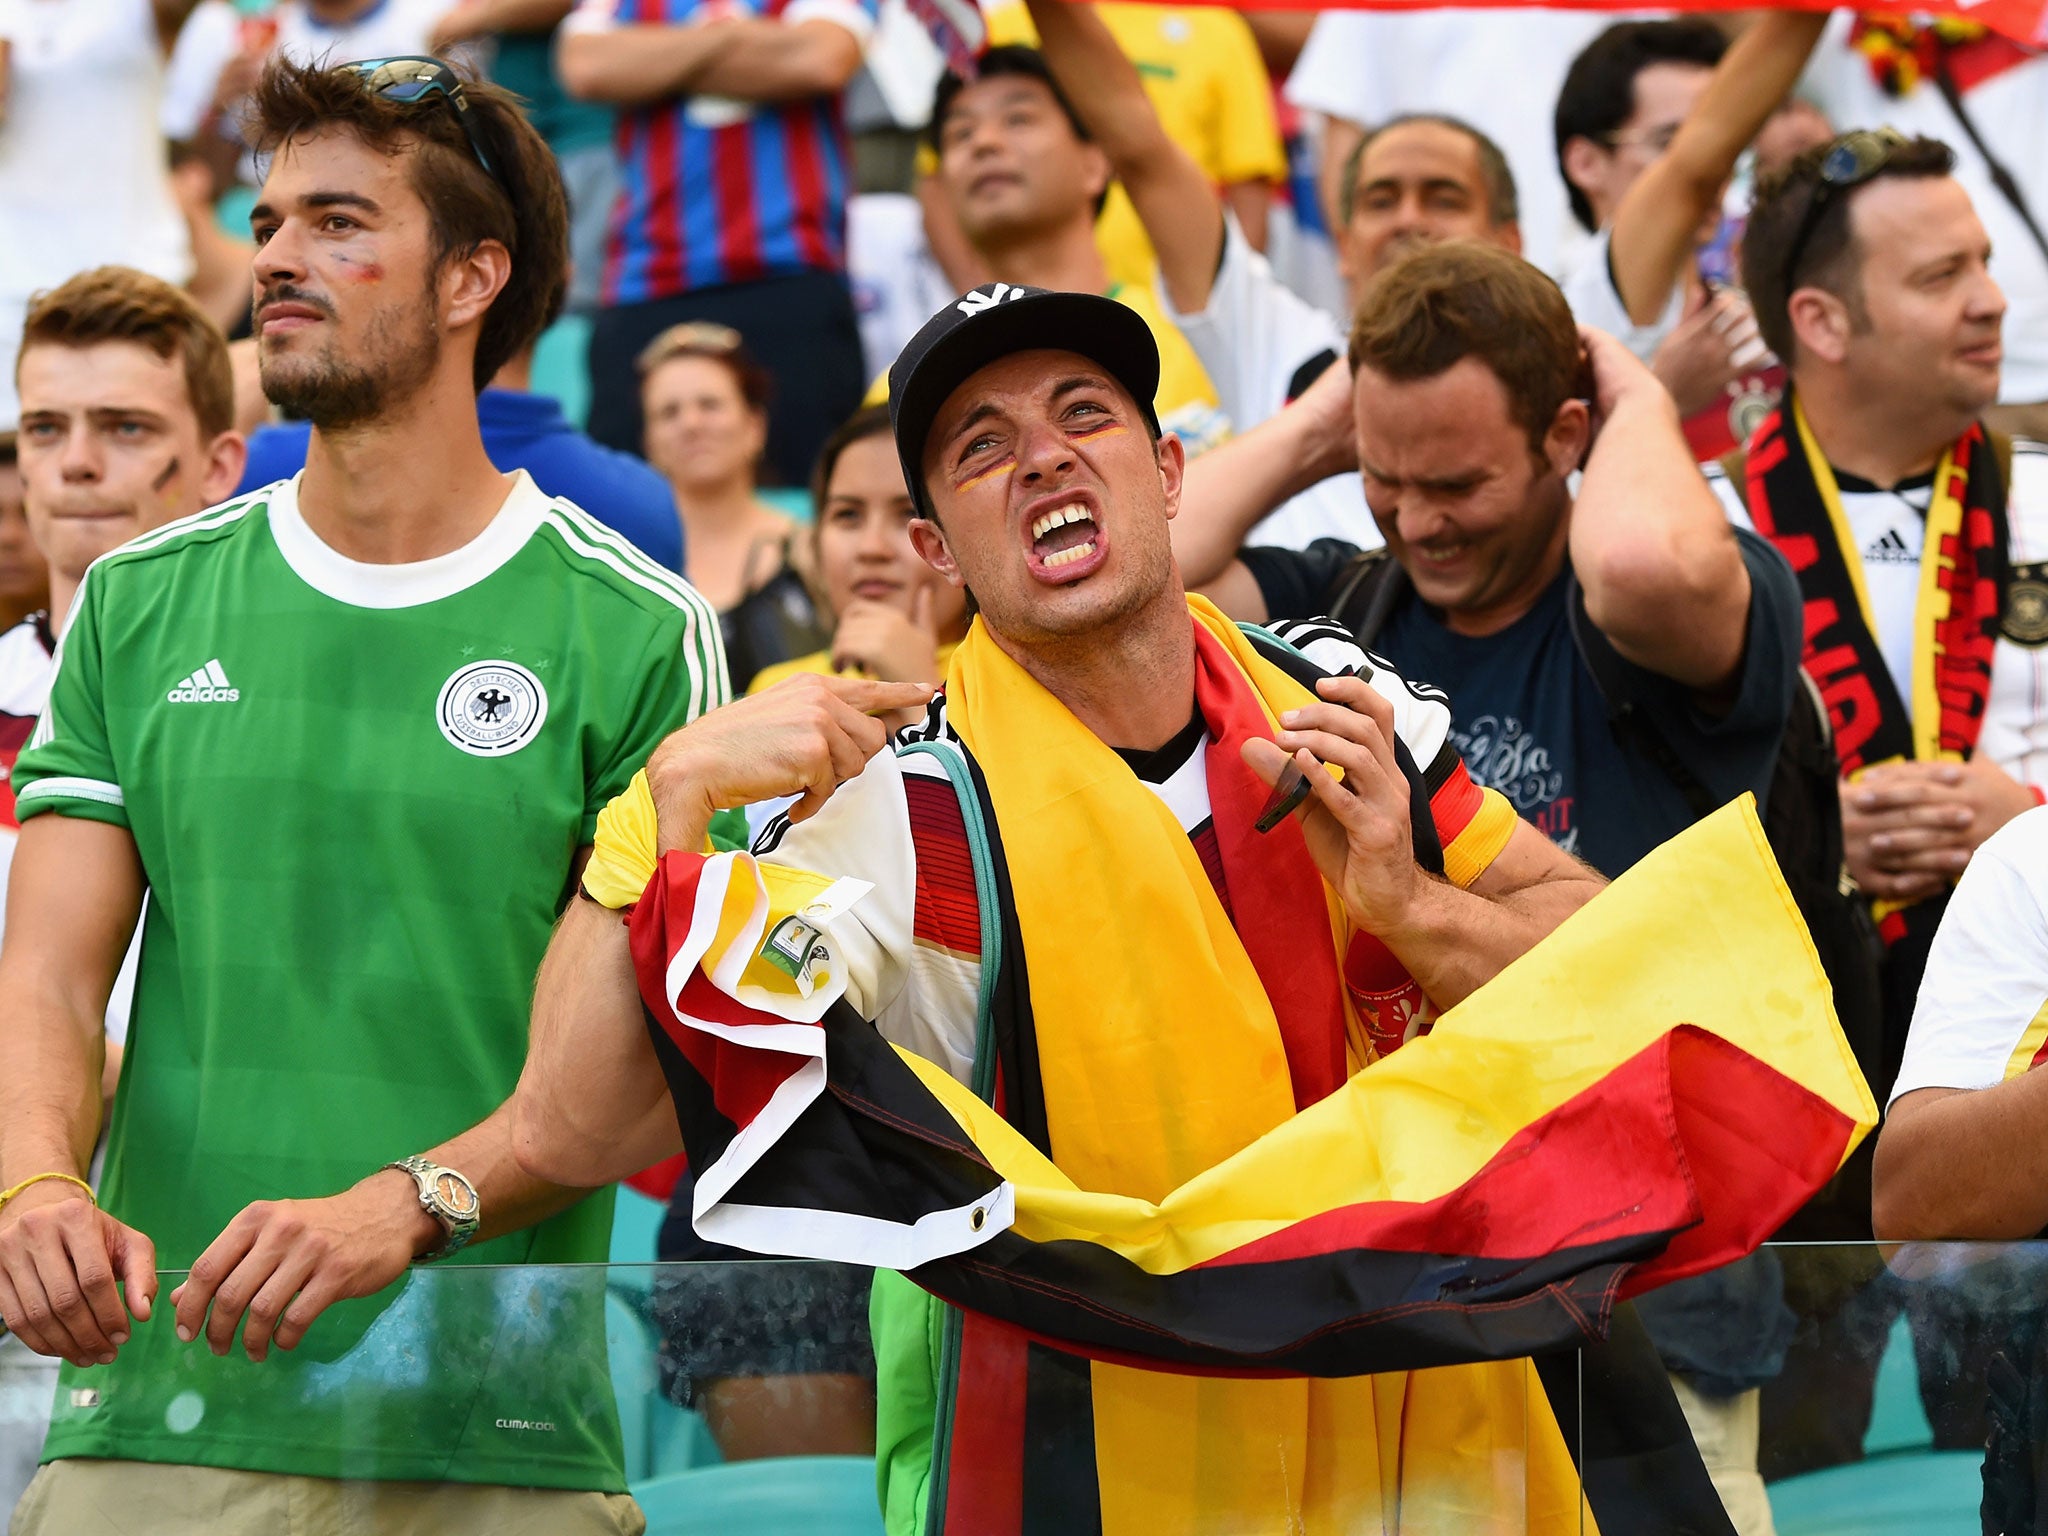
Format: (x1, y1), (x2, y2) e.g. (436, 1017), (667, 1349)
(1069, 422), (1128, 444)
(150, 457), (182, 494)
(954, 456), (1017, 494)
(331, 250), (384, 283)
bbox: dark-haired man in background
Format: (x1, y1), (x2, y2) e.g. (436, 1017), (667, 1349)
(1200, 243), (1804, 1530)
(0, 57), (725, 1534)
(915, 44), (1227, 456)
(1017, 0), (1518, 551)
(1556, 15), (1824, 456)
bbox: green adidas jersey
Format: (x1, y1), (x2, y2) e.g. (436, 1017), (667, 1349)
(14, 470), (726, 1489)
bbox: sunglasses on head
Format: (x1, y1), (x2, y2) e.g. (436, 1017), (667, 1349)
(346, 56), (504, 189)
(1780, 127), (1908, 294)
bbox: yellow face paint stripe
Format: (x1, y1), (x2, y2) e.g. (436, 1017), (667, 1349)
(954, 458), (1016, 493)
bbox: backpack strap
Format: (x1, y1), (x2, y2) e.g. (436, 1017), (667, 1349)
(1562, 574), (1722, 821)
(1327, 547), (1410, 651)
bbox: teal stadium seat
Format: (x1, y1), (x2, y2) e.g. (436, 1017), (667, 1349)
(1768, 1450), (1981, 1535)
(1767, 1314), (1975, 1533)
(606, 1290), (657, 1484)
(531, 314), (594, 428)
(632, 1456), (884, 1536)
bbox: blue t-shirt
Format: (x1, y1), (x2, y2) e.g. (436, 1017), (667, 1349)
(1249, 531), (1802, 881)
(1251, 530), (1806, 1391)
(1375, 540), (1800, 879)
(236, 390), (685, 574)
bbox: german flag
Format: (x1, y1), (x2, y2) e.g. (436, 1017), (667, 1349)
(629, 797), (1872, 1375)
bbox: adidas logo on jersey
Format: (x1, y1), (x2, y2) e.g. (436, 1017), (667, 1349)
(167, 659), (239, 703)
(1862, 528), (1917, 565)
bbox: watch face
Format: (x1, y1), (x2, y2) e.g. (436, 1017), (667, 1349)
(432, 1170), (480, 1218)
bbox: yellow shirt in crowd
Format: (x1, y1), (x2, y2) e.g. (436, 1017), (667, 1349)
(931, 3), (1286, 293)
(863, 280), (1229, 453)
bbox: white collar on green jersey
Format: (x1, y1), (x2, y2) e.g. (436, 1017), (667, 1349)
(264, 470), (548, 609)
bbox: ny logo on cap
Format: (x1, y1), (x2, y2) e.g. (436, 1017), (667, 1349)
(956, 283), (1033, 318)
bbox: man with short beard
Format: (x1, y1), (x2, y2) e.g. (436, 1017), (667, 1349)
(1731, 130), (2048, 1480)
(0, 57), (725, 1535)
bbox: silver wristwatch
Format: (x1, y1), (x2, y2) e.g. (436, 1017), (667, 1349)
(384, 1155), (481, 1262)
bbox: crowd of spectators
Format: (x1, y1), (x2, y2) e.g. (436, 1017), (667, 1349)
(6, 0), (2048, 1532)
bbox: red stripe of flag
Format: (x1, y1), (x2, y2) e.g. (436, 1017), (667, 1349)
(942, 1315), (1029, 1536)
(1428, 760), (1485, 844)
(1203, 1025), (1854, 1295)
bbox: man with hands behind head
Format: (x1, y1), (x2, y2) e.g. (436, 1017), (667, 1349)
(0, 55), (723, 1536)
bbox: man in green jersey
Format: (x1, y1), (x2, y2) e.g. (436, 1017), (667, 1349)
(0, 57), (724, 1536)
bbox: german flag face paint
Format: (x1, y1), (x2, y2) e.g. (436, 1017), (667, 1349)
(953, 455), (1017, 495)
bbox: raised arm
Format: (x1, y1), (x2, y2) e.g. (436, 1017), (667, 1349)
(1571, 327), (1749, 691)
(1021, 0), (1225, 314)
(1175, 355), (1358, 594)
(0, 817), (155, 1369)
(516, 897), (681, 1188)
(1873, 833), (2048, 1239)
(1602, 10), (1826, 325)
(559, 12), (863, 107)
(430, 0), (578, 53)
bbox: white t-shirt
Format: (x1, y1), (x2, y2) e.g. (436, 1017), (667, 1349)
(1283, 8), (1628, 280)
(846, 191), (955, 383)
(159, 0), (239, 142)
(1155, 217), (1382, 552)
(0, 0), (191, 422)
(1798, 14), (2048, 405)
(272, 0), (458, 65)
(1560, 226), (1686, 365)
(1710, 438), (2048, 787)
(1890, 804), (2048, 1105)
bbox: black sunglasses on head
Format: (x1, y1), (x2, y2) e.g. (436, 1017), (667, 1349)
(1780, 127), (1908, 294)
(346, 56), (504, 189)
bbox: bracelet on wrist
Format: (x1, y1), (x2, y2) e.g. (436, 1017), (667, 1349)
(0, 1172), (95, 1215)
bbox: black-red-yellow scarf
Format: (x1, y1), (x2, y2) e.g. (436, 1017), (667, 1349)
(1744, 392), (2009, 941)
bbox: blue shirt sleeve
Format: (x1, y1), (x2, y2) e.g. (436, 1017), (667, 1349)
(1577, 528), (1802, 812)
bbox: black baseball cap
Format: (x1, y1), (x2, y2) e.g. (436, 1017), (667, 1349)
(888, 282), (1162, 517)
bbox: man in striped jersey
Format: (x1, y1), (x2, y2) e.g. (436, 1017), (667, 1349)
(561, 0), (876, 484)
(0, 57), (723, 1536)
